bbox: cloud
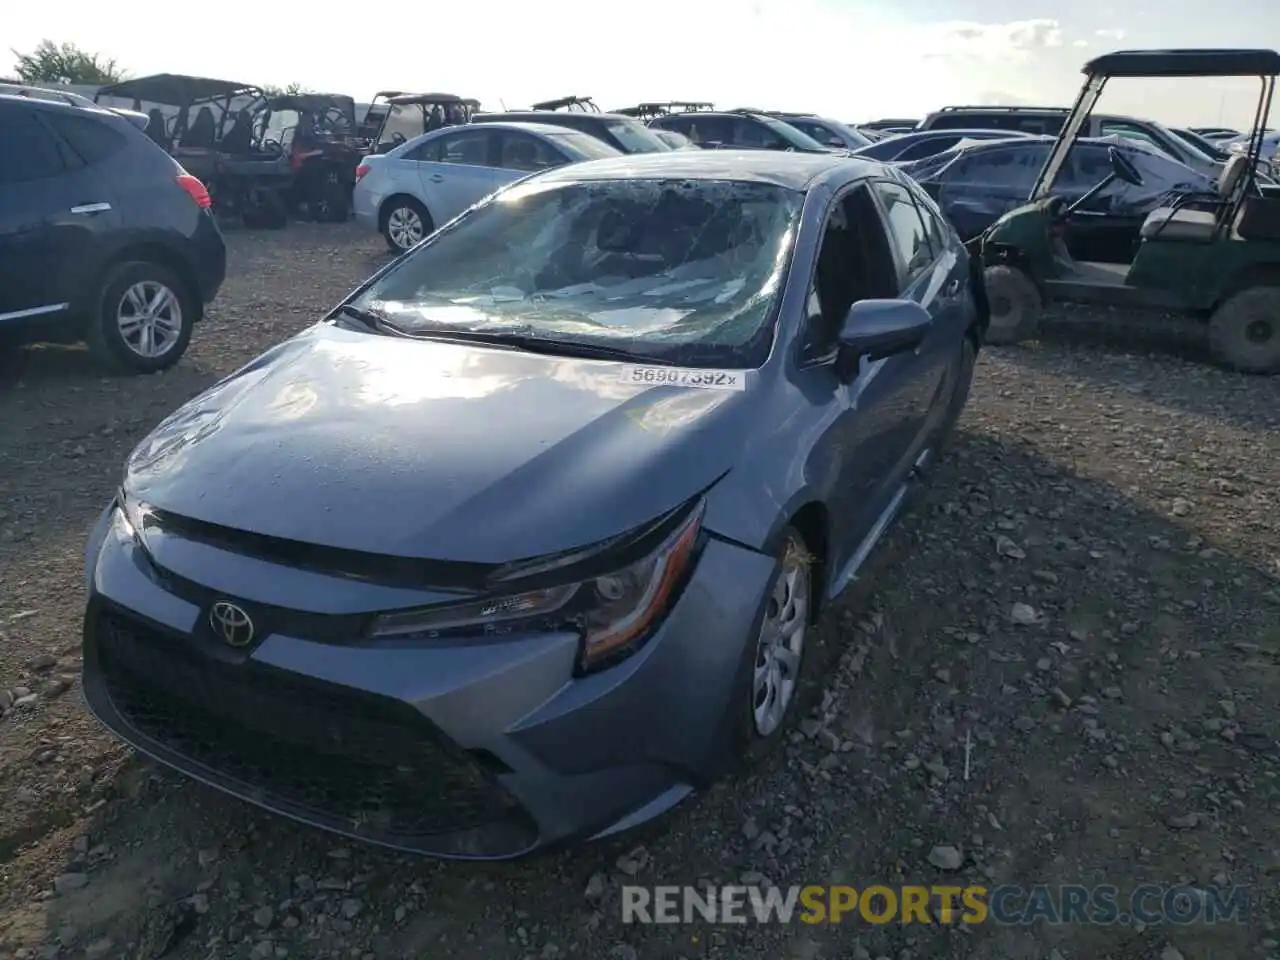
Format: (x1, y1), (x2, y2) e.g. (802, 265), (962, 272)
(1073, 39), (1090, 48)
(922, 19), (1065, 62)
(1095, 27), (1126, 39)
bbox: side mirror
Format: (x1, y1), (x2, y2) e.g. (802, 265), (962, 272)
(833, 299), (932, 381)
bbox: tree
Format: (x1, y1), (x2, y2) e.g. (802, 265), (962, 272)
(263, 82), (314, 97)
(10, 39), (126, 85)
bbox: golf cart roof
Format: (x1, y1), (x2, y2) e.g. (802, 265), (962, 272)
(530, 95), (598, 111)
(266, 93), (356, 112)
(1085, 48), (1280, 78)
(385, 92), (478, 107)
(95, 73), (261, 105)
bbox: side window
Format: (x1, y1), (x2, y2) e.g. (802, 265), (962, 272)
(684, 116), (732, 146)
(895, 136), (957, 162)
(1064, 144), (1112, 192)
(1098, 120), (1162, 151)
(435, 130), (494, 166)
(43, 112), (128, 165)
(498, 132), (567, 172)
(734, 119), (786, 149)
(872, 180), (934, 285)
(0, 106), (68, 184)
(903, 180), (949, 253)
(948, 146), (1048, 192)
(402, 137), (441, 162)
(1012, 115), (1064, 135)
(655, 116), (690, 135)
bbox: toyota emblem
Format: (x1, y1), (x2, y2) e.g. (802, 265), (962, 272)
(209, 601), (255, 647)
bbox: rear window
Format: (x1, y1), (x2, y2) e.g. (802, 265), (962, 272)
(602, 119), (669, 153)
(43, 111), (129, 165)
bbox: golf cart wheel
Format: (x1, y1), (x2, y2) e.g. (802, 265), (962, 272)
(87, 261), (194, 374)
(983, 265), (1042, 345)
(244, 190), (288, 230)
(732, 526), (819, 765)
(1208, 286), (1280, 374)
(381, 197), (432, 253)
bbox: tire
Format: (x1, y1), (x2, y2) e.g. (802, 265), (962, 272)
(731, 526), (819, 765)
(983, 265), (1042, 345)
(87, 261), (194, 374)
(1208, 286), (1280, 374)
(381, 196), (432, 253)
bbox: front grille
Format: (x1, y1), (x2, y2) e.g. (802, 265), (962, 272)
(92, 611), (536, 857)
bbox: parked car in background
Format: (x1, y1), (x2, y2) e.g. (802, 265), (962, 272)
(851, 128), (1035, 163)
(470, 110), (672, 154)
(1226, 130), (1280, 174)
(82, 149), (986, 859)
(858, 118), (920, 134)
(1190, 126), (1242, 140)
(0, 81), (150, 130)
(648, 110), (834, 152)
(765, 113), (872, 150)
(0, 94), (225, 373)
(901, 135), (1214, 262)
(916, 106), (1222, 178)
(652, 129), (698, 150)
(353, 121), (620, 251)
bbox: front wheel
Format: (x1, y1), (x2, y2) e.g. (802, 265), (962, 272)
(1208, 286), (1280, 374)
(983, 265), (1042, 345)
(87, 261), (194, 374)
(732, 527), (818, 764)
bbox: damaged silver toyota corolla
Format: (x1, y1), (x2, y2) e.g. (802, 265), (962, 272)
(82, 150), (987, 858)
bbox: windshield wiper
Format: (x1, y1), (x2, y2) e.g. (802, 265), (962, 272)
(333, 303), (413, 337)
(396, 329), (676, 365)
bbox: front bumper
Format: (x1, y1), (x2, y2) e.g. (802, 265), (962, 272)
(81, 505), (774, 858)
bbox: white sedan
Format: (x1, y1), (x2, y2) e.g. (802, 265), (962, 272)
(354, 121), (622, 251)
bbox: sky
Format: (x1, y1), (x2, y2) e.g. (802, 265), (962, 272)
(3, 0), (1278, 128)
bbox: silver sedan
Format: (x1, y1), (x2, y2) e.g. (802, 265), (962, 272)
(353, 121), (622, 252)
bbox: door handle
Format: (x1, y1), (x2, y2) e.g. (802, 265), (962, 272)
(427, 174), (444, 183)
(70, 202), (112, 215)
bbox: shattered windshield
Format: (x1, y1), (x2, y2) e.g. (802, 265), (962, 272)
(354, 178), (803, 367)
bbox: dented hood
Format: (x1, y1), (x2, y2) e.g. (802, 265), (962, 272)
(122, 323), (757, 564)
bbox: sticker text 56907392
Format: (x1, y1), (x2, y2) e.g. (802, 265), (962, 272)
(618, 365), (747, 392)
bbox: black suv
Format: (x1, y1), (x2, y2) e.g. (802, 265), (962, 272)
(470, 111), (671, 154)
(648, 110), (833, 152)
(0, 94), (226, 374)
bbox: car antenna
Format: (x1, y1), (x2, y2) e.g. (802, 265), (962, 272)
(499, 97), (508, 110)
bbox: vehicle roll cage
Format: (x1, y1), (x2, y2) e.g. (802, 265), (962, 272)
(530, 95), (599, 112)
(1032, 48), (1280, 211)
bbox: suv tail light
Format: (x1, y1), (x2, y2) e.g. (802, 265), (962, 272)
(355, 163), (371, 182)
(176, 173), (212, 209)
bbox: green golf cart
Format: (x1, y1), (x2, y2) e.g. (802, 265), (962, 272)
(979, 48), (1280, 373)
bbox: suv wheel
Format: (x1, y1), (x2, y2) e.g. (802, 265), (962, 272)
(382, 197), (432, 252)
(88, 261), (194, 374)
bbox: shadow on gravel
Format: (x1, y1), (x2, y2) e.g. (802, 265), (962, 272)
(13, 427), (1277, 960)
(1009, 317), (1280, 434)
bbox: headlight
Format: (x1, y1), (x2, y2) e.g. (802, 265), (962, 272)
(369, 500), (705, 674)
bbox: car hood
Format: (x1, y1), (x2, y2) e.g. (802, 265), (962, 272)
(122, 323), (758, 564)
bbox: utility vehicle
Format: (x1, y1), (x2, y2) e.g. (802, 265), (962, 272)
(979, 48), (1280, 373)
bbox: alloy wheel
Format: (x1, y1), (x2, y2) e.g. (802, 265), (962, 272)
(116, 281), (183, 359)
(387, 207), (424, 249)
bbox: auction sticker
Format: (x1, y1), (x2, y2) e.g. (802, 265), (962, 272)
(618, 365), (747, 391)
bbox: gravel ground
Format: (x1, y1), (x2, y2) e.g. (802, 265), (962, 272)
(1, 221), (1279, 960)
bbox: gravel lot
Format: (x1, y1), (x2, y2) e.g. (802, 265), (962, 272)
(1, 221), (1279, 960)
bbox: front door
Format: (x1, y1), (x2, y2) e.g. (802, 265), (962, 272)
(412, 127), (508, 224)
(0, 102), (118, 331)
